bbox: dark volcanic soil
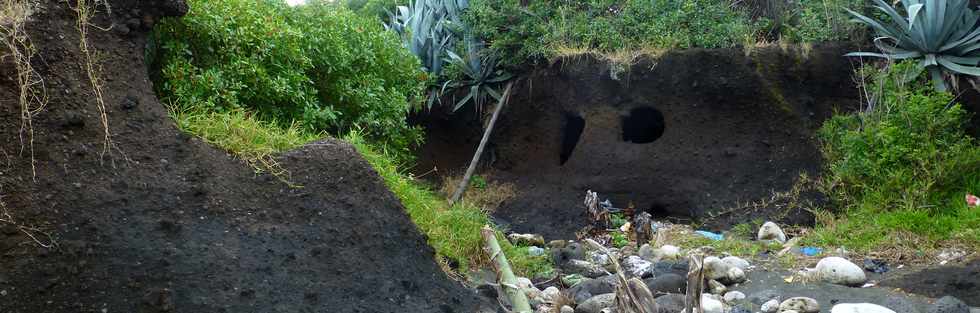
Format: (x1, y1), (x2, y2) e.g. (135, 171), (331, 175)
(880, 260), (980, 306)
(0, 1), (481, 312)
(418, 45), (861, 239)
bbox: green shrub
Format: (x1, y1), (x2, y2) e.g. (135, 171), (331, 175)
(819, 62), (980, 213)
(151, 0), (425, 157)
(778, 0), (864, 43)
(465, 0), (759, 68)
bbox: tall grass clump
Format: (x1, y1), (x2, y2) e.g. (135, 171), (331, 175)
(151, 0), (425, 159)
(809, 62), (980, 255)
(345, 131), (552, 277)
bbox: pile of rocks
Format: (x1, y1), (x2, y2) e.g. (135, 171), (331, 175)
(494, 221), (977, 313)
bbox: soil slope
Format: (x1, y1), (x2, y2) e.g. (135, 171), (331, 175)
(0, 1), (481, 312)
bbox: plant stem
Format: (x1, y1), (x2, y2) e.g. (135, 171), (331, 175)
(481, 225), (532, 313)
(448, 82), (513, 206)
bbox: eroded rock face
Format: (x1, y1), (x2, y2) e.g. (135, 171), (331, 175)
(418, 45), (860, 238)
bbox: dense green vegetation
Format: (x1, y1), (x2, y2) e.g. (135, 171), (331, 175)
(809, 62), (980, 254)
(463, 0), (862, 68)
(152, 0), (425, 158)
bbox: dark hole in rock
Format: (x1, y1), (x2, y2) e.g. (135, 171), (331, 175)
(622, 106), (665, 144)
(560, 112), (586, 165)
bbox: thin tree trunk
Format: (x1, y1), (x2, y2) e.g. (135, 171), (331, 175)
(449, 82), (513, 206)
(481, 225), (532, 313)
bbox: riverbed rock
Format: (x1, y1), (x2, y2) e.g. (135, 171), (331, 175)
(655, 245), (682, 260)
(643, 273), (686, 294)
(702, 294), (724, 313)
(528, 246), (546, 257)
(623, 255), (654, 278)
(653, 260), (690, 277)
(707, 279), (727, 295)
(639, 244), (656, 260)
(565, 259), (607, 278)
(554, 242), (587, 265)
(704, 256), (730, 281)
(722, 256), (751, 270)
(724, 291), (746, 303)
(779, 297), (820, 313)
(757, 221), (787, 243)
(569, 276), (617, 303)
(815, 257), (867, 286)
(832, 303), (898, 313)
(576, 293), (616, 313)
(656, 293), (686, 313)
(561, 306), (575, 313)
(761, 299), (781, 313)
(725, 266), (747, 284)
(928, 296), (971, 313)
(541, 286), (561, 304)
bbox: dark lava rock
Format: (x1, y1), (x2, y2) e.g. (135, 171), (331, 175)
(568, 275), (617, 304)
(653, 260), (689, 277)
(122, 95), (139, 110)
(644, 273), (687, 294)
(553, 242), (586, 265)
(62, 111), (85, 128)
(928, 296), (971, 313)
(655, 293), (686, 313)
(863, 259), (890, 274)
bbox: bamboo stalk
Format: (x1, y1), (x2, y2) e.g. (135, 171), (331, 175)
(685, 254), (705, 313)
(481, 225), (532, 313)
(449, 82), (514, 206)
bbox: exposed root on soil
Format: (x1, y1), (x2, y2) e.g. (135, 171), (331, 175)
(2, 0), (47, 181)
(0, 188), (57, 249)
(69, 0), (115, 162)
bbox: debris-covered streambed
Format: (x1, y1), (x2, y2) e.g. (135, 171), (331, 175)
(473, 193), (979, 313)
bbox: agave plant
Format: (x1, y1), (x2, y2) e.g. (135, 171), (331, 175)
(442, 38), (512, 113)
(845, 0), (980, 91)
(386, 0), (469, 108)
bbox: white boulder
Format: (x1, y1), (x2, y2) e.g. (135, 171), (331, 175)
(779, 297), (820, 313)
(831, 303), (897, 313)
(757, 221), (787, 243)
(816, 257), (867, 286)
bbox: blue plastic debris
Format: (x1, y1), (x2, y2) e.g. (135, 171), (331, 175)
(695, 230), (724, 241)
(801, 246), (823, 256)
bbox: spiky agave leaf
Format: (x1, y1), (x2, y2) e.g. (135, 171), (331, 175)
(846, 0), (980, 91)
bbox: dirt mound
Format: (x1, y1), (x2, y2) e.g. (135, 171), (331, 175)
(417, 45), (860, 238)
(0, 1), (481, 312)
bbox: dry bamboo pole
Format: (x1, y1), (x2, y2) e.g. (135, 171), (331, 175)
(685, 254), (706, 313)
(448, 82), (514, 206)
(481, 225), (532, 313)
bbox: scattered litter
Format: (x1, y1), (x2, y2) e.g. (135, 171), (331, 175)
(783, 276), (794, 283)
(861, 282), (877, 288)
(527, 246), (546, 257)
(695, 230), (724, 241)
(800, 247), (823, 256)
(620, 222), (631, 233)
(967, 193), (979, 207)
(863, 259), (889, 273)
(600, 199), (621, 212)
(896, 264), (904, 269)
